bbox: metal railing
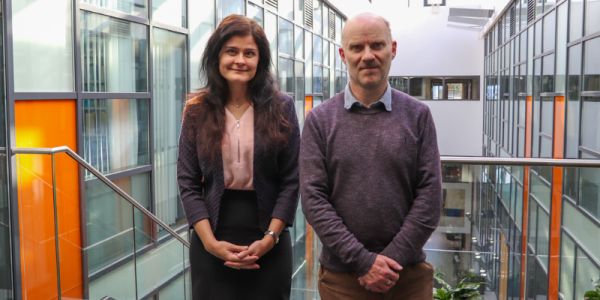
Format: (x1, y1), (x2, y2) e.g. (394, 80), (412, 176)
(12, 146), (190, 248)
(440, 156), (600, 167)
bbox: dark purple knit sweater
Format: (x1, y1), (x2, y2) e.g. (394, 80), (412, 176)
(299, 89), (442, 276)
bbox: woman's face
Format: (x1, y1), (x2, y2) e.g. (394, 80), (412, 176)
(219, 34), (260, 86)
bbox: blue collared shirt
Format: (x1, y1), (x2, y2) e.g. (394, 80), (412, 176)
(343, 83), (392, 111)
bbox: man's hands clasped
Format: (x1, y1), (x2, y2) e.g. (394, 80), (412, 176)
(358, 255), (403, 293)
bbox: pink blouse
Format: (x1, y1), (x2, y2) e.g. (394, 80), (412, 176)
(222, 106), (254, 190)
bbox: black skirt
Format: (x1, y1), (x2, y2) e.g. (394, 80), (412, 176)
(190, 190), (292, 300)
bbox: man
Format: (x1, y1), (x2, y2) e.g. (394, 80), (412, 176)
(299, 13), (442, 299)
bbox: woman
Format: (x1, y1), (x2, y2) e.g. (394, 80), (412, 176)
(177, 15), (300, 300)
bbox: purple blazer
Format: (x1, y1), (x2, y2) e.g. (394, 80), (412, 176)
(177, 94), (300, 231)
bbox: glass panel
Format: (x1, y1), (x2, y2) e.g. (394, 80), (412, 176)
(278, 57), (294, 94)
(520, 0), (528, 30)
(536, 210), (549, 270)
(135, 218), (187, 298)
(265, 12), (277, 71)
(152, 29), (187, 229)
(295, 0), (304, 24)
(556, 4), (567, 93)
(531, 173), (550, 210)
(278, 0), (293, 20)
(82, 0), (147, 17)
(542, 54), (554, 92)
(570, 0), (584, 41)
(585, 0), (600, 36)
(278, 18), (293, 56)
(532, 59), (541, 157)
(323, 67), (330, 99)
(313, 35), (322, 67)
(152, 0), (185, 28)
(313, 65), (323, 94)
(81, 12), (148, 92)
(575, 250), (600, 300)
(323, 40), (330, 66)
(85, 172), (150, 293)
(189, 0), (214, 91)
(313, 0), (322, 36)
(566, 45), (582, 158)
(305, 30), (313, 93)
(295, 25), (304, 59)
(542, 18), (555, 69)
(560, 233), (576, 300)
(294, 61), (305, 126)
(579, 168), (600, 220)
(247, 2), (264, 26)
(13, 0), (74, 92)
(564, 167), (578, 200)
(535, 21), (542, 56)
(528, 200), (538, 249)
(218, 0), (244, 22)
(83, 99), (150, 175)
(563, 200), (600, 261)
(583, 37), (600, 92)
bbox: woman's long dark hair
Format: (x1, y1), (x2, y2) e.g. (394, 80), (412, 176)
(186, 15), (291, 161)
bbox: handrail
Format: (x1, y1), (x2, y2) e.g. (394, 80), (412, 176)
(441, 156), (600, 167)
(12, 146), (190, 248)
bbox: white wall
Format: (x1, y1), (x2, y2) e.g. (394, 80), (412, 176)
(424, 101), (483, 156)
(327, 0), (495, 156)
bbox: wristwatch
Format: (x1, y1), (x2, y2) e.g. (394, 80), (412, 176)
(264, 230), (280, 244)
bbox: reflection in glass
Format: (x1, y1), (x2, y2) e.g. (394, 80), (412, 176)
(313, 36), (322, 66)
(278, 18), (293, 56)
(560, 233), (576, 300)
(152, 29), (187, 229)
(83, 99), (150, 175)
(295, 26), (304, 59)
(153, 0), (186, 28)
(278, 57), (294, 94)
(570, 0), (584, 41)
(247, 2), (263, 26)
(566, 45), (582, 158)
(583, 38), (600, 92)
(13, 0), (74, 92)
(278, 0), (293, 20)
(305, 31), (313, 93)
(585, 0), (600, 36)
(83, 0), (147, 17)
(543, 12), (556, 55)
(575, 250), (600, 300)
(85, 172), (151, 275)
(579, 168), (600, 220)
(265, 12), (277, 70)
(219, 0), (244, 22)
(82, 12), (148, 92)
(189, 0), (214, 90)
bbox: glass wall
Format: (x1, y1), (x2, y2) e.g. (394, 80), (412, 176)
(5, 0), (348, 297)
(152, 28), (187, 230)
(483, 0), (600, 298)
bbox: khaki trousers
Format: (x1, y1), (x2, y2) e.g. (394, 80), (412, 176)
(318, 262), (434, 300)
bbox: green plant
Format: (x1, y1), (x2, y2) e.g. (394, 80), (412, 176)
(433, 271), (483, 300)
(584, 279), (600, 300)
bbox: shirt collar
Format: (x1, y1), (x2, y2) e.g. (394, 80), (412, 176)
(344, 83), (392, 111)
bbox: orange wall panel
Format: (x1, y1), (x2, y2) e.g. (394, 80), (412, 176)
(15, 100), (82, 300)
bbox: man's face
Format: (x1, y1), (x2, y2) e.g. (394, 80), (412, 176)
(339, 18), (397, 92)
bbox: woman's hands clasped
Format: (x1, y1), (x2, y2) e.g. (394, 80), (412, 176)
(206, 237), (276, 270)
